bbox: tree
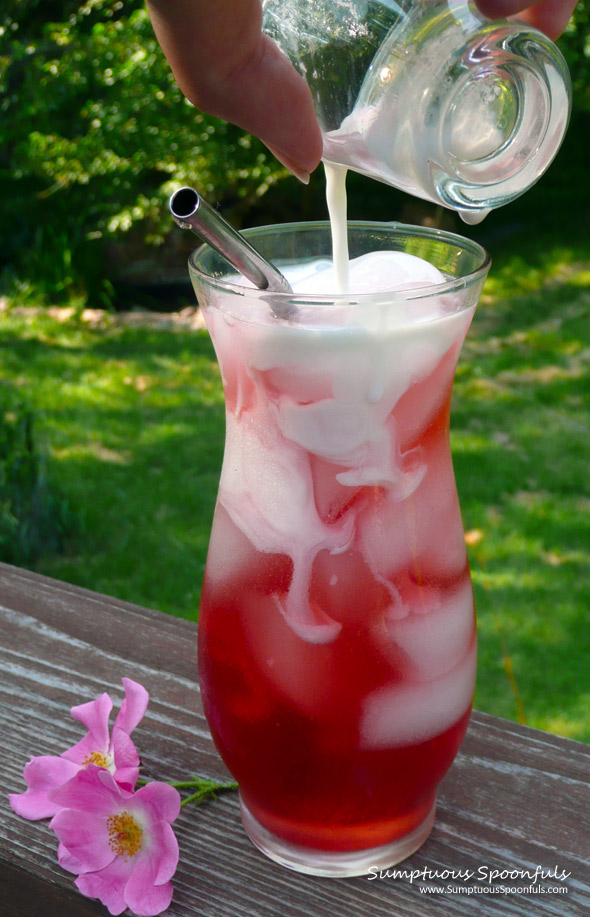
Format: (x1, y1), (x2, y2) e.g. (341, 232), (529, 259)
(0, 0), (287, 304)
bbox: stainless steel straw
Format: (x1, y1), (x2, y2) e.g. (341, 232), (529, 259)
(169, 187), (294, 307)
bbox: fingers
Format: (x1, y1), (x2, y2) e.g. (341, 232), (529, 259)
(146, 0), (323, 181)
(474, 0), (578, 40)
(147, 0), (576, 184)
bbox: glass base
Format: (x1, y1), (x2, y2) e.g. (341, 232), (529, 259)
(239, 796), (437, 877)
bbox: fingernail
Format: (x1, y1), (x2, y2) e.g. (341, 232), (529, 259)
(280, 156), (311, 185)
(267, 146), (312, 184)
(293, 169), (311, 186)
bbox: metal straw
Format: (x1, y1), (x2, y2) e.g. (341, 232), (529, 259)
(169, 187), (294, 304)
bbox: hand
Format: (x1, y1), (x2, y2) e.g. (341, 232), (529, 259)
(147, 0), (577, 183)
(474, 0), (578, 39)
(145, 0), (323, 184)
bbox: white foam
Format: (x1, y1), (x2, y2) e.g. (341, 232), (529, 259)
(359, 639), (476, 748)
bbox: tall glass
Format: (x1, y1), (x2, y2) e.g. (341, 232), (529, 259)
(189, 222), (490, 876)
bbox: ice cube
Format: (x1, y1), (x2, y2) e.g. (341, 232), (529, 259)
(240, 591), (340, 714)
(274, 548), (342, 644)
(393, 340), (461, 453)
(358, 435), (467, 582)
(356, 490), (415, 580)
(206, 310), (258, 416)
(308, 453), (367, 524)
(379, 579), (475, 681)
(256, 365), (333, 405)
(345, 251), (445, 295)
(359, 640), (476, 748)
(273, 396), (380, 462)
(204, 504), (293, 595)
(291, 262), (339, 294)
(407, 438), (468, 580)
(290, 251), (445, 297)
(284, 258), (334, 289)
(219, 410), (317, 554)
(204, 504), (258, 587)
(310, 545), (395, 626)
(220, 409), (356, 644)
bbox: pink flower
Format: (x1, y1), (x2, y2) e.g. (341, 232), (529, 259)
(9, 678), (148, 819)
(50, 765), (180, 917)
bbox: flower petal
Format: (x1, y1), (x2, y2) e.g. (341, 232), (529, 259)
(113, 679), (149, 736)
(111, 728), (140, 790)
(50, 809), (115, 874)
(126, 879), (174, 917)
(63, 693), (113, 762)
(124, 852), (174, 917)
(61, 732), (105, 766)
(51, 765), (129, 815)
(149, 821), (180, 885)
(9, 755), (80, 820)
(135, 782), (181, 825)
(57, 841), (86, 874)
(75, 855), (131, 916)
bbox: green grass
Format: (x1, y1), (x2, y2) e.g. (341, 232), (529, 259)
(0, 310), (225, 620)
(453, 260), (590, 741)
(1, 246), (589, 742)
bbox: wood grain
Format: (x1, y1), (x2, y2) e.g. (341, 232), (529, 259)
(1, 561), (589, 916)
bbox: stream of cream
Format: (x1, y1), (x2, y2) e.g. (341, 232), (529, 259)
(324, 162), (350, 294)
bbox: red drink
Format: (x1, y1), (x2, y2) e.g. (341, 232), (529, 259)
(190, 223), (489, 875)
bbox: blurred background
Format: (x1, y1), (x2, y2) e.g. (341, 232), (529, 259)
(1, 1), (589, 740)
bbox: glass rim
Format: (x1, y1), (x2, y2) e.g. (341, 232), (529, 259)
(188, 220), (491, 307)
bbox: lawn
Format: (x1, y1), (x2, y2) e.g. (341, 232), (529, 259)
(1, 241), (589, 742)
(0, 308), (225, 619)
(454, 259), (590, 741)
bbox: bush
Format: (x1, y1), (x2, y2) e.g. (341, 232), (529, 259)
(0, 383), (71, 565)
(0, 0), (288, 306)
(561, 0), (590, 108)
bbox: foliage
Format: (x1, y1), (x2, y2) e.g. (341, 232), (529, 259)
(561, 0), (590, 108)
(0, 381), (71, 565)
(0, 0), (287, 305)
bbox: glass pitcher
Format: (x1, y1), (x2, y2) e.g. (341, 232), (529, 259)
(262, 0), (571, 221)
(190, 221), (490, 875)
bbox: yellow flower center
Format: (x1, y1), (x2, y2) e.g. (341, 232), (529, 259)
(106, 811), (143, 859)
(82, 750), (110, 768)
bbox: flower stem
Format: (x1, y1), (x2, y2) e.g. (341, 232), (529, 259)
(137, 774), (238, 807)
(178, 776), (238, 808)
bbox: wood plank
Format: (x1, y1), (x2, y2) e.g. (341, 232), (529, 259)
(1, 562), (589, 916)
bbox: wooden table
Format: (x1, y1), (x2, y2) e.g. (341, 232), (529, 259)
(2, 562), (589, 916)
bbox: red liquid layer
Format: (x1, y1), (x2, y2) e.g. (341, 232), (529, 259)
(199, 584), (471, 851)
(199, 338), (475, 852)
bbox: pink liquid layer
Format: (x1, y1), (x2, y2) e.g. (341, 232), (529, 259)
(199, 329), (476, 852)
